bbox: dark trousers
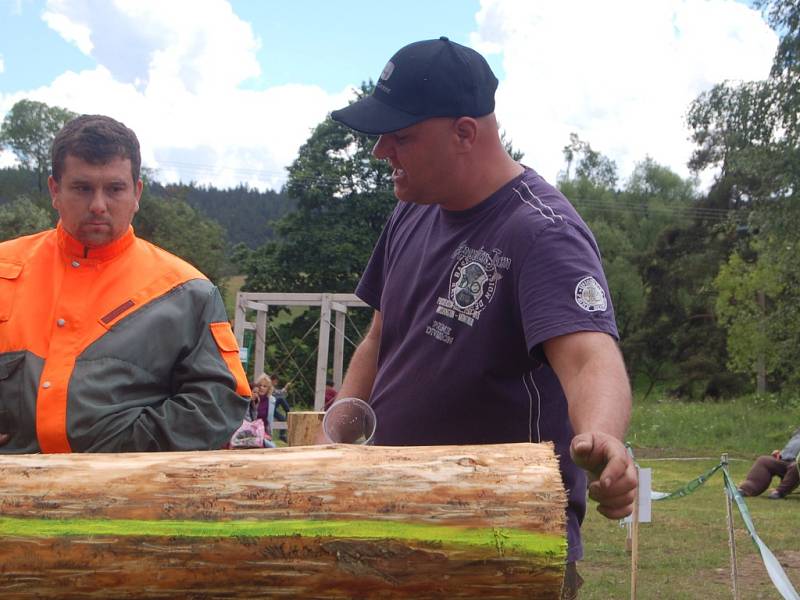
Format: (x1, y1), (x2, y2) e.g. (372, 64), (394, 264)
(561, 562), (583, 599)
(739, 456), (799, 497)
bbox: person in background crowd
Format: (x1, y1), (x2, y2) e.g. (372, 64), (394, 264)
(270, 374), (291, 442)
(0, 114), (249, 453)
(253, 373), (277, 433)
(324, 380), (337, 411)
(739, 427), (800, 499)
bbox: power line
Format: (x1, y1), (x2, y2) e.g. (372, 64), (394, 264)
(144, 160), (739, 221)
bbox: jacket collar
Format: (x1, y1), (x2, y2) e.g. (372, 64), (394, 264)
(57, 222), (136, 260)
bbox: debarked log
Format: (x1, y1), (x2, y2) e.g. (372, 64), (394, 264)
(0, 443), (567, 599)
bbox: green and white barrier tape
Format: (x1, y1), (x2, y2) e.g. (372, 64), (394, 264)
(721, 466), (799, 600)
(625, 445), (799, 600)
(650, 461), (723, 501)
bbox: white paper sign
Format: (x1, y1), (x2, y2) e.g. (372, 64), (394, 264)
(637, 467), (652, 523)
(621, 467), (652, 524)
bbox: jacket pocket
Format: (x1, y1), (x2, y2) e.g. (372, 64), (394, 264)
(0, 352), (25, 441)
(0, 260), (23, 323)
(209, 322), (251, 397)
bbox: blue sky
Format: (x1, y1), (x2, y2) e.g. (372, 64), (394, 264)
(0, 0), (503, 94)
(0, 0), (778, 191)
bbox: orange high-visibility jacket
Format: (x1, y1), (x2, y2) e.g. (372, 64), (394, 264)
(0, 224), (250, 453)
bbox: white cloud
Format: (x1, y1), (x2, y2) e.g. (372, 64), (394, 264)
(42, 2), (93, 55)
(0, 150), (17, 169)
(0, 54), (5, 74)
(472, 0), (778, 188)
(8, 0), (352, 191)
(1, 0), (779, 193)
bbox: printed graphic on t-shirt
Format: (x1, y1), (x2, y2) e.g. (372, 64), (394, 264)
(428, 243), (511, 342)
(574, 276), (607, 312)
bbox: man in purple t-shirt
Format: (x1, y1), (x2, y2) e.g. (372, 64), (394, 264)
(327, 37), (636, 598)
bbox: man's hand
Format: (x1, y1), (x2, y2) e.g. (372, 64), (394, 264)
(570, 431), (637, 519)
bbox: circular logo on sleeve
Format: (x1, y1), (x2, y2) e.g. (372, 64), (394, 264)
(574, 276), (607, 312)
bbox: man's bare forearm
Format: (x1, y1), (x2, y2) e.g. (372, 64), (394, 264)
(336, 311), (382, 402)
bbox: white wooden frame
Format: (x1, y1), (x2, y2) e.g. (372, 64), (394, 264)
(233, 292), (369, 411)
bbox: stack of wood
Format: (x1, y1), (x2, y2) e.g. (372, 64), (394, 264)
(0, 443), (566, 599)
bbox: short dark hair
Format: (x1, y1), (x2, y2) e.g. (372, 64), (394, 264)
(51, 114), (141, 183)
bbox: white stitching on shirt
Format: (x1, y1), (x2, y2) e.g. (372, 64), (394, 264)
(522, 371), (542, 443)
(513, 187), (554, 223)
(513, 180), (565, 223)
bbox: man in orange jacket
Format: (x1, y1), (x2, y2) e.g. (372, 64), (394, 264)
(0, 114), (250, 453)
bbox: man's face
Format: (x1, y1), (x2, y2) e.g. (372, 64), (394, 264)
(48, 154), (142, 248)
(372, 118), (457, 208)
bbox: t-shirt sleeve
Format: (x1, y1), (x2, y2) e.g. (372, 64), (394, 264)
(355, 210), (394, 311)
(519, 221), (618, 354)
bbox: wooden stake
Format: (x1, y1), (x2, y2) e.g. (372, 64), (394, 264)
(287, 410), (324, 446)
(723, 453), (740, 600)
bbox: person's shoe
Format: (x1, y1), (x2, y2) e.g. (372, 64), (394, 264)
(737, 487), (750, 497)
(767, 490), (785, 500)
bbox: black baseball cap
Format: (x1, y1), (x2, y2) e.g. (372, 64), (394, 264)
(331, 36), (498, 135)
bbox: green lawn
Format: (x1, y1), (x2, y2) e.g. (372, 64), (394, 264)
(580, 394), (800, 599)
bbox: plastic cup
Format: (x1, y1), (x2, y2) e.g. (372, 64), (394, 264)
(322, 397), (377, 445)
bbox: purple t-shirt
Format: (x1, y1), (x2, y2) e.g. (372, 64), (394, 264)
(356, 168), (619, 562)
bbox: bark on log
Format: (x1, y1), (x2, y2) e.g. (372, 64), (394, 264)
(0, 443), (567, 599)
(287, 410), (324, 446)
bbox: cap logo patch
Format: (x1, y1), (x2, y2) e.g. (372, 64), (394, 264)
(380, 61), (395, 81)
(574, 276), (607, 312)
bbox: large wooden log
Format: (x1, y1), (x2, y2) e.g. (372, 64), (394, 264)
(0, 443), (567, 599)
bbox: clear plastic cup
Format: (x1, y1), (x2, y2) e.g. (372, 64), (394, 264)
(322, 397), (377, 445)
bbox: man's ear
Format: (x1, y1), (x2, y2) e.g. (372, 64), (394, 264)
(134, 179), (143, 212)
(48, 175), (60, 211)
(452, 117), (478, 152)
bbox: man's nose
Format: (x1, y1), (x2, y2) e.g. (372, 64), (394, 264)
(372, 135), (392, 160)
(88, 190), (109, 214)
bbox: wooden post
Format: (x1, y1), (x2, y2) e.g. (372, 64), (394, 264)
(233, 292), (246, 347)
(0, 443), (566, 599)
(333, 304), (346, 389)
(723, 453), (740, 600)
(287, 411), (324, 446)
(630, 465), (640, 600)
(314, 294), (332, 411)
(254, 305), (268, 379)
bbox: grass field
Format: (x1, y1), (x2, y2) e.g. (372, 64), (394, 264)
(580, 394), (800, 599)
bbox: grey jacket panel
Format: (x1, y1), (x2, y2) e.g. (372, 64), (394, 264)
(0, 351), (44, 453)
(67, 279), (249, 452)
(780, 428), (800, 462)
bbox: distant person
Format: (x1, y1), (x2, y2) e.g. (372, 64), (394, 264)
(738, 428), (800, 499)
(271, 374), (291, 404)
(271, 374), (291, 442)
(246, 381), (261, 422)
(253, 373), (277, 432)
(254, 373), (277, 440)
(323, 36), (636, 598)
(0, 114), (249, 453)
(324, 380), (337, 411)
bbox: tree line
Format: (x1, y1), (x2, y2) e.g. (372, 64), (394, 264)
(2, 0), (797, 403)
(0, 101), (295, 289)
(236, 0), (798, 402)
